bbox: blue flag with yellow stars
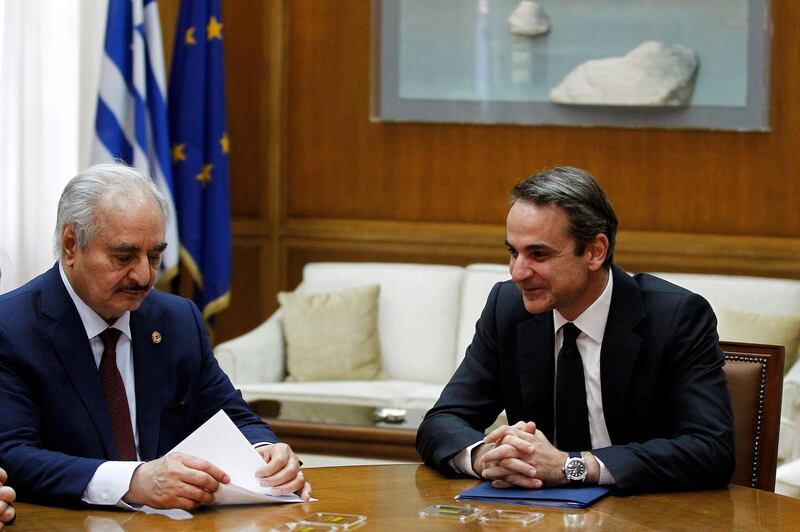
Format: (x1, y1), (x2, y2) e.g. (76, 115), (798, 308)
(168, 0), (231, 324)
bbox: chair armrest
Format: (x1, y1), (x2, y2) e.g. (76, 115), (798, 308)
(214, 310), (285, 384)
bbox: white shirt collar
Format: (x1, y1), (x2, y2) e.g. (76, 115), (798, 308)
(553, 269), (613, 343)
(58, 262), (132, 340)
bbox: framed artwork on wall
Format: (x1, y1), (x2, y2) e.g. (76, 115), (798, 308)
(371, 0), (771, 130)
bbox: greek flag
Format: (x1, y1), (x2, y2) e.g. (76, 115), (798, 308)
(92, 0), (179, 283)
(169, 0), (232, 323)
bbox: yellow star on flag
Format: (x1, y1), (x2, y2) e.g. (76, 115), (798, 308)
(185, 27), (197, 45)
(207, 16), (223, 40)
(172, 143), (187, 163)
(196, 164), (214, 186)
(220, 133), (229, 154)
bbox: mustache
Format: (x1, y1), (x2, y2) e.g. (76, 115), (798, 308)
(119, 284), (150, 293)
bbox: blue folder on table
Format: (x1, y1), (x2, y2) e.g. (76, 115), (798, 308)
(456, 481), (610, 509)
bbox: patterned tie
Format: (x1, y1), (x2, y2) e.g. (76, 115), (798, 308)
(555, 323), (592, 452)
(98, 328), (137, 461)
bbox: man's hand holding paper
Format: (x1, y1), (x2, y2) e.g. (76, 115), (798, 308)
(124, 452), (231, 510)
(168, 410), (311, 506)
(256, 443), (312, 500)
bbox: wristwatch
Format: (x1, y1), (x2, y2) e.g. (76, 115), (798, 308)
(563, 452), (587, 485)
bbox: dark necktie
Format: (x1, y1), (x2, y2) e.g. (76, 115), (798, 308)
(98, 328), (137, 461)
(555, 322), (592, 452)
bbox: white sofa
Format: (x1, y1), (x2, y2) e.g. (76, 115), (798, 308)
(214, 262), (800, 494)
(216, 262), (480, 410)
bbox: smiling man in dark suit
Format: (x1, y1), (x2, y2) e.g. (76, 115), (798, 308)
(417, 166), (735, 493)
(0, 162), (310, 509)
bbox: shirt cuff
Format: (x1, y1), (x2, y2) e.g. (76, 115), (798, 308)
(448, 440), (484, 477)
(594, 455), (616, 485)
(82, 461), (143, 508)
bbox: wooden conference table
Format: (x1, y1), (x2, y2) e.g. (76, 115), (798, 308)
(11, 464), (800, 530)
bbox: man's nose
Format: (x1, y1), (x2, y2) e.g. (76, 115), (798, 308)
(128, 255), (151, 285)
(510, 257), (533, 282)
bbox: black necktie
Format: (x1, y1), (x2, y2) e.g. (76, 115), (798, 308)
(99, 328), (137, 461)
(555, 323), (592, 451)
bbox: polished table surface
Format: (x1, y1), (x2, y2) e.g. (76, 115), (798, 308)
(11, 464), (800, 530)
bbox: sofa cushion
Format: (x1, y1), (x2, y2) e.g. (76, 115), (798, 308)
(716, 307), (800, 373)
(296, 263), (464, 384)
(279, 284), (383, 381)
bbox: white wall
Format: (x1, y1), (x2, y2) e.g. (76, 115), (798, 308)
(0, 0), (107, 292)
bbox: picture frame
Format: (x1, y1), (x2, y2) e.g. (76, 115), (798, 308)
(371, 0), (771, 131)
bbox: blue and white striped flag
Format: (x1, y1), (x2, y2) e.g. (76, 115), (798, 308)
(92, 0), (179, 283)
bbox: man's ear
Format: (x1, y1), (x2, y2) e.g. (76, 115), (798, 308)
(61, 226), (78, 266)
(586, 234), (609, 272)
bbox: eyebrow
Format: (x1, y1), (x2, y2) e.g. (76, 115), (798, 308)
(505, 240), (555, 253)
(109, 242), (168, 253)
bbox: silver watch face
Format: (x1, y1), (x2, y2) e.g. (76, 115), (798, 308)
(565, 457), (587, 481)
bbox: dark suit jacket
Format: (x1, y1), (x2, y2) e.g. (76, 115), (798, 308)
(416, 265), (735, 493)
(0, 264), (277, 504)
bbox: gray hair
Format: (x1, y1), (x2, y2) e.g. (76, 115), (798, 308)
(53, 162), (170, 259)
(510, 166), (618, 267)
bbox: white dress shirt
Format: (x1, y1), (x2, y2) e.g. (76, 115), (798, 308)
(450, 272), (616, 485)
(552, 272), (613, 451)
(58, 264), (143, 507)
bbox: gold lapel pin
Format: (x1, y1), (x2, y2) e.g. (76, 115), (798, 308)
(151, 331), (162, 344)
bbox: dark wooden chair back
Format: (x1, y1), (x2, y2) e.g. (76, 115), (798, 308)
(721, 341), (784, 491)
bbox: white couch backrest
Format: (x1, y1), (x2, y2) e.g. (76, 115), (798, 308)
(297, 262), (464, 384)
(648, 272), (800, 316)
(456, 264), (511, 366)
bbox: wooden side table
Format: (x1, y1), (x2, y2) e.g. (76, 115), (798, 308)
(250, 399), (423, 461)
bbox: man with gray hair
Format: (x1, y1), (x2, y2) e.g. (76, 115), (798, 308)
(417, 166), (735, 494)
(0, 162), (309, 509)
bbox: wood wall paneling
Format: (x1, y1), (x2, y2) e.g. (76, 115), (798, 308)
(280, 219), (800, 289)
(285, 0), (800, 236)
(282, 218), (510, 289)
(213, 238), (274, 342)
(159, 1), (800, 343)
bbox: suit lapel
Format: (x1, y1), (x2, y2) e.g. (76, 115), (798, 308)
(516, 312), (556, 439)
(40, 265), (116, 459)
(130, 304), (165, 460)
(600, 266), (646, 443)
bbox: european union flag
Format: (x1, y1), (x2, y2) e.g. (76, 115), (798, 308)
(169, 0), (231, 323)
(93, 0), (180, 283)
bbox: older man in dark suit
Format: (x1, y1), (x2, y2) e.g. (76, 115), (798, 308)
(0, 163), (310, 509)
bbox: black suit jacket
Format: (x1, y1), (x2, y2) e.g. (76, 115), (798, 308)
(416, 265), (735, 493)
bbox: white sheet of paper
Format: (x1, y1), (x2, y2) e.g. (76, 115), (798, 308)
(169, 410), (304, 506)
